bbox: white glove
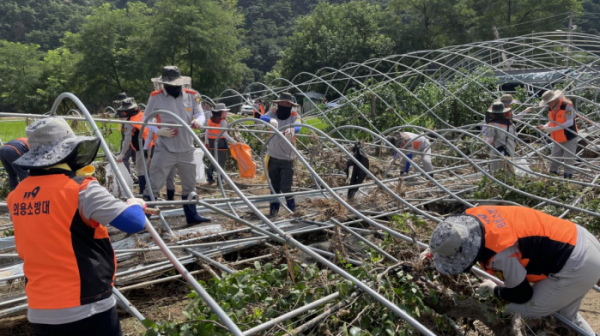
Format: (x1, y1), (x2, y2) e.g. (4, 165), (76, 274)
(230, 140), (238, 146)
(156, 127), (177, 138)
(116, 154), (124, 163)
(284, 129), (294, 141)
(126, 198), (147, 209)
(523, 107), (534, 114)
(191, 119), (203, 129)
(388, 158), (397, 166)
(477, 279), (498, 294)
(269, 118), (278, 128)
(419, 248), (432, 262)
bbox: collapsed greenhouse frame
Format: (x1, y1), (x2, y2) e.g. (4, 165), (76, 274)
(0, 31), (600, 335)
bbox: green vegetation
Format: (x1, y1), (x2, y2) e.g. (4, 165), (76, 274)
(0, 0), (589, 114)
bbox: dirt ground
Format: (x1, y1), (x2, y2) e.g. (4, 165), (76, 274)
(581, 290), (600, 332)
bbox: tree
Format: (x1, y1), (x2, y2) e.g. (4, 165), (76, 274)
(64, 3), (154, 107)
(0, 41), (45, 112)
(280, 1), (394, 79)
(147, 0), (251, 96)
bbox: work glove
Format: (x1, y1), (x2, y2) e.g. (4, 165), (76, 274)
(419, 248), (432, 262)
(269, 118), (278, 129)
(283, 129), (294, 142)
(126, 198), (147, 209)
(388, 158), (396, 166)
(230, 140), (238, 146)
(523, 107), (535, 114)
(191, 119), (203, 129)
(477, 279), (498, 295)
(116, 154), (124, 163)
(157, 127), (177, 138)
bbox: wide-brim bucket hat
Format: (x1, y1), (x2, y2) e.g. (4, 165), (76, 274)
(14, 117), (97, 168)
(272, 92), (299, 107)
(211, 103), (230, 112)
(429, 215), (483, 275)
(152, 66), (191, 86)
(487, 101), (511, 114)
(500, 94), (520, 105)
(539, 90), (563, 106)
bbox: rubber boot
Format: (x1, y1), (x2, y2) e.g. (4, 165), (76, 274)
(286, 198), (296, 212)
(564, 173), (573, 179)
(549, 170), (559, 176)
(167, 189), (175, 201)
(138, 175), (146, 195)
(269, 203), (280, 218)
(182, 194), (211, 225)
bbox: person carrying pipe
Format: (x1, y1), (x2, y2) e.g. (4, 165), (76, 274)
(387, 132), (433, 177)
(426, 206), (600, 335)
(7, 117), (147, 336)
(144, 125), (177, 200)
(115, 98), (155, 195)
(537, 90), (579, 179)
(142, 65), (211, 225)
(205, 103), (237, 184)
(0, 137), (29, 190)
(260, 92), (301, 217)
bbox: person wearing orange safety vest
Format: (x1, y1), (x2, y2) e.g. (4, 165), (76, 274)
(253, 99), (265, 119)
(537, 90), (579, 179)
(116, 98), (155, 195)
(427, 206), (600, 334)
(0, 137), (30, 190)
(142, 66), (210, 225)
(7, 117), (146, 336)
(205, 103), (237, 184)
(387, 132), (433, 177)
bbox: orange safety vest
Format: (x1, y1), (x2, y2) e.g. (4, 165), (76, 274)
(466, 206), (577, 283)
(129, 112), (155, 151)
(549, 100), (578, 143)
(7, 173), (116, 309)
(207, 119), (228, 151)
(260, 104), (265, 115)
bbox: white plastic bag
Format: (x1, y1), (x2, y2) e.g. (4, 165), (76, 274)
(105, 162), (133, 198)
(194, 148), (206, 183)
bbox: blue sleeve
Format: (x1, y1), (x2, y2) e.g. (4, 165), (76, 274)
(110, 205), (146, 233)
(404, 153), (413, 173)
(294, 126), (300, 133)
(393, 152), (397, 159)
(260, 115), (271, 122)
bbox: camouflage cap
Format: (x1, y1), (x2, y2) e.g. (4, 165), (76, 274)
(429, 215), (483, 275)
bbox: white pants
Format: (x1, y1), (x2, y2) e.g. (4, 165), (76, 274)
(506, 227), (600, 334)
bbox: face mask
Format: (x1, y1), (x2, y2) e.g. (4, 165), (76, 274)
(277, 106), (292, 120)
(164, 85), (182, 98)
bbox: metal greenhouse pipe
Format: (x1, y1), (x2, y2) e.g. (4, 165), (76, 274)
(48, 94), (245, 336)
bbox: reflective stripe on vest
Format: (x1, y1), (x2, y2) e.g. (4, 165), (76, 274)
(207, 119), (224, 139)
(466, 206), (577, 283)
(17, 138), (29, 148)
(549, 100), (578, 143)
(7, 174), (116, 309)
(129, 112), (154, 150)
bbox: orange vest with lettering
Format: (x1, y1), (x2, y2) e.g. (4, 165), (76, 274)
(8, 173), (116, 309)
(466, 206), (577, 283)
(129, 111), (155, 151)
(549, 100), (578, 143)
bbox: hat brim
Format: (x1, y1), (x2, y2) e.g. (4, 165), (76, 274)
(272, 99), (299, 107)
(539, 90), (562, 106)
(152, 76), (191, 86)
(14, 136), (97, 169)
(487, 106), (511, 113)
(432, 215), (482, 275)
(211, 108), (230, 112)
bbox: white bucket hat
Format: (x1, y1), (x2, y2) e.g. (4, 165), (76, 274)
(539, 90), (563, 106)
(14, 117), (97, 168)
(151, 66), (191, 86)
(429, 215), (483, 275)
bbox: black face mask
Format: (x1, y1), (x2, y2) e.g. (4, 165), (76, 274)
(277, 106), (292, 120)
(164, 85), (182, 98)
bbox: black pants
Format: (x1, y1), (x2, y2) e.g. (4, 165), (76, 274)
(0, 146), (29, 191)
(268, 157), (294, 199)
(32, 306), (122, 336)
(207, 149), (227, 181)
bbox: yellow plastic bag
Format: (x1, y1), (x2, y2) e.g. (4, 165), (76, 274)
(230, 143), (256, 179)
